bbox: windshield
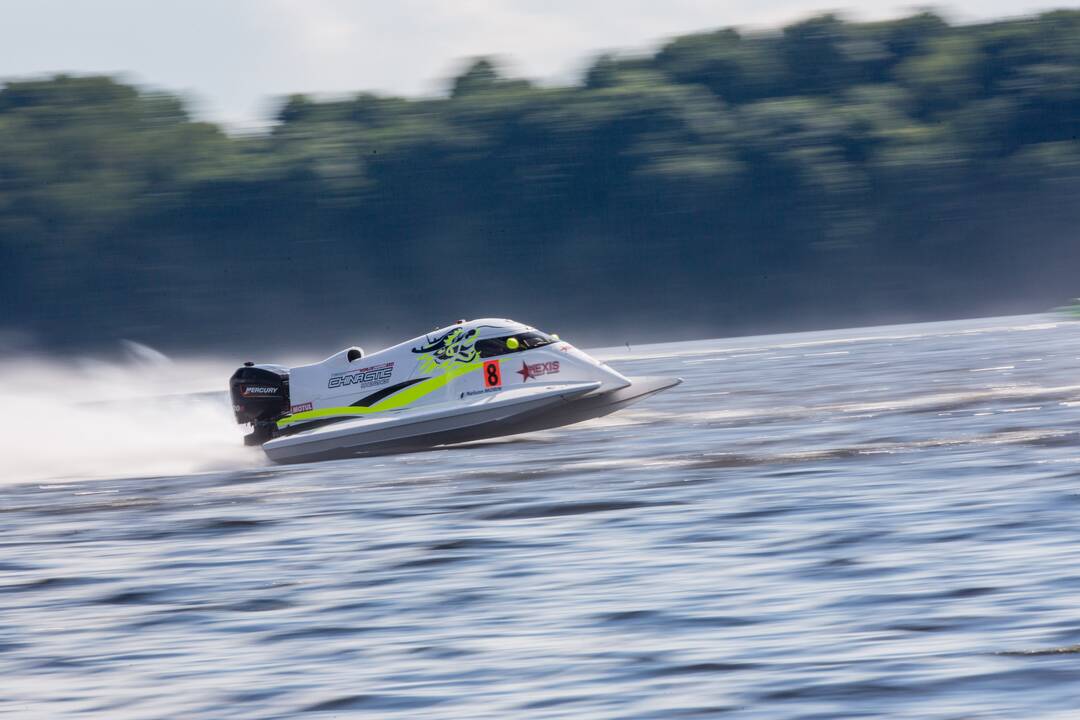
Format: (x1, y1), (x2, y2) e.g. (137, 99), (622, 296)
(476, 331), (557, 358)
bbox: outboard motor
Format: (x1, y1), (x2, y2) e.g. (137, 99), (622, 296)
(229, 363), (290, 445)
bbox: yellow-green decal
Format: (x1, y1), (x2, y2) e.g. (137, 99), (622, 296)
(277, 361), (482, 429)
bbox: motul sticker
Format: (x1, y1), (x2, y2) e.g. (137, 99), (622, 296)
(290, 402), (313, 414)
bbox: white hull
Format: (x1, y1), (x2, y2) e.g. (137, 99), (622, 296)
(263, 376), (678, 464)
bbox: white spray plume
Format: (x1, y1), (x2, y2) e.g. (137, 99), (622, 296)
(0, 343), (263, 484)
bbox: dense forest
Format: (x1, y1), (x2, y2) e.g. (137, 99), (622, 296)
(3, 11), (1080, 352)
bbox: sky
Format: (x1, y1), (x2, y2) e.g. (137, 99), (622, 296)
(2, 0), (1076, 127)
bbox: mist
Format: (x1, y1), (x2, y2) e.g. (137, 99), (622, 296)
(0, 344), (260, 484)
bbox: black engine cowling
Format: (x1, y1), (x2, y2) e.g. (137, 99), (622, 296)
(229, 365), (289, 444)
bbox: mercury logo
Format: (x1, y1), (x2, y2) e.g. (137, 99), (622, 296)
(242, 386), (278, 396)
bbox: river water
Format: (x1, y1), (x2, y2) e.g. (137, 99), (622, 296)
(4, 315), (1080, 718)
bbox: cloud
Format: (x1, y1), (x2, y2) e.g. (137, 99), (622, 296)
(270, 0), (358, 56)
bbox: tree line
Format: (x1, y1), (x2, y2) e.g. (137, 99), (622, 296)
(2, 11), (1080, 351)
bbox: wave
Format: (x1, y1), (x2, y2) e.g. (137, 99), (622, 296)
(591, 314), (1062, 363)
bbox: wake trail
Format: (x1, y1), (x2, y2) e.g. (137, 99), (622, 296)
(0, 344), (262, 484)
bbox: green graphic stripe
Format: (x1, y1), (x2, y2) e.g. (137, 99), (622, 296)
(277, 362), (482, 429)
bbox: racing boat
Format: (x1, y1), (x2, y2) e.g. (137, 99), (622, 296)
(229, 318), (681, 464)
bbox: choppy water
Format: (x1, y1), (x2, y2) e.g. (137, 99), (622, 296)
(5, 315), (1080, 718)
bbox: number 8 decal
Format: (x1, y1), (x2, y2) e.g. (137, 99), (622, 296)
(484, 360), (502, 388)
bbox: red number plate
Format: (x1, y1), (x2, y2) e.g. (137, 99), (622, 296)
(483, 360), (502, 388)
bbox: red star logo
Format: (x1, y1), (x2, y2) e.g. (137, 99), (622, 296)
(517, 361), (535, 382)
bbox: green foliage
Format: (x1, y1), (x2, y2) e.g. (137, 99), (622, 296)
(655, 28), (787, 102)
(3, 11), (1080, 348)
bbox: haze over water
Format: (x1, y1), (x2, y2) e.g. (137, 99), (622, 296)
(4, 315), (1080, 717)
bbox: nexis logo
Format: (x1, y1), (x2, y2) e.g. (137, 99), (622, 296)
(517, 360), (560, 381)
